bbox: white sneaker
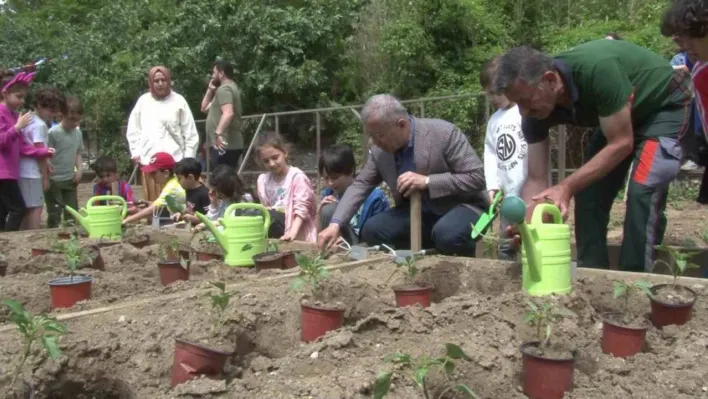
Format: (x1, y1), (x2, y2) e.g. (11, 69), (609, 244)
(681, 160), (699, 171)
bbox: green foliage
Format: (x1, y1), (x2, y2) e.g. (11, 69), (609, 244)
(266, 240), (279, 253)
(290, 254), (328, 299)
(165, 195), (184, 214)
(386, 255), (420, 285)
(158, 237), (188, 267)
(52, 235), (92, 277)
(374, 343), (478, 399)
(209, 282), (233, 337)
(524, 300), (575, 348)
(653, 245), (702, 289)
(613, 280), (652, 314)
(4, 299), (66, 387)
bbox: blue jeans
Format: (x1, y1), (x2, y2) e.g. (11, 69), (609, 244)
(360, 204), (481, 257)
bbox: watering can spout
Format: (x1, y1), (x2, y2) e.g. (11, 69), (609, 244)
(195, 212), (228, 253)
(65, 206), (89, 232)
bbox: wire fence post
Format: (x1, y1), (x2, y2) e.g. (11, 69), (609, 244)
(275, 115), (280, 135)
(419, 102), (425, 118)
(238, 113), (268, 176)
(316, 111), (322, 195)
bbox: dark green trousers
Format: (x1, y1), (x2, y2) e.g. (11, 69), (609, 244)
(45, 179), (78, 228)
(575, 105), (688, 272)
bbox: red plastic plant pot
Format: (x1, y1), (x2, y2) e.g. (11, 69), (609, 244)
(158, 261), (190, 286)
(281, 251), (298, 269)
(0, 261), (7, 277)
(520, 341), (576, 399)
(601, 313), (650, 358)
(649, 284), (696, 328)
(300, 302), (345, 342)
(171, 338), (233, 388)
(392, 284), (434, 308)
(253, 252), (284, 270)
(196, 252), (224, 262)
(49, 275), (93, 309)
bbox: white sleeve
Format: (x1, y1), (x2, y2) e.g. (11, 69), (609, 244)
(180, 97), (199, 158)
(31, 122), (48, 144)
(483, 118), (499, 192)
(126, 96), (143, 158)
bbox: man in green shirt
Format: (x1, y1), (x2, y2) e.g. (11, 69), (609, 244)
(493, 40), (691, 272)
(201, 60), (243, 170)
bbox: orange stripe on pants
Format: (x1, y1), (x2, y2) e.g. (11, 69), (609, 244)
(633, 140), (658, 185)
(141, 172), (164, 202)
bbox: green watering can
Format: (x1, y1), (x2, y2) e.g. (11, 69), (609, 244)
(65, 195), (128, 240)
(499, 195), (572, 296)
(195, 203), (271, 267)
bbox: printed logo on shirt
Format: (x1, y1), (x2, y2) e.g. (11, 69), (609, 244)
(495, 123), (527, 172)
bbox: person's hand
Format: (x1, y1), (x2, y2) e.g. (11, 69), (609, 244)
(184, 214), (200, 224)
(317, 224), (341, 253)
(131, 156), (141, 165)
(280, 230), (297, 242)
(208, 79), (217, 91)
(396, 172), (428, 197)
(73, 169), (82, 184)
(503, 199), (557, 250)
(532, 183), (572, 220)
(14, 112), (33, 131)
(320, 195), (337, 207)
(47, 162), (55, 174)
(488, 189), (499, 203)
(171, 212), (183, 222)
(46, 148), (56, 156)
(674, 64), (690, 73)
(215, 135), (227, 151)
(42, 177), (49, 192)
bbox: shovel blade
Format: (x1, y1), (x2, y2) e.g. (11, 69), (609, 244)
(348, 246), (369, 261)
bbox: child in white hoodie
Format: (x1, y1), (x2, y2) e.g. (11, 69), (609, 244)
(481, 56), (529, 260)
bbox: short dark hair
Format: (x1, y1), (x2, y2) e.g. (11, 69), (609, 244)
(92, 155), (117, 174)
(661, 0), (708, 38)
(209, 164), (246, 201)
(318, 144), (356, 176)
(34, 87), (67, 113)
(175, 157), (202, 179)
(493, 46), (555, 94)
(65, 96), (83, 115)
(605, 32), (622, 40)
(213, 60), (235, 79)
(480, 56), (501, 91)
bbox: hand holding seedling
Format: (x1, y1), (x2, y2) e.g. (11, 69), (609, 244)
(3, 299), (66, 387)
(373, 343), (478, 399)
(524, 300), (575, 348)
(652, 245), (701, 289)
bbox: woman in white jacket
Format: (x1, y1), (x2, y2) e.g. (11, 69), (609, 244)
(126, 66), (199, 201)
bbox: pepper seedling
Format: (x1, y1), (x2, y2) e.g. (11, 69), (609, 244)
(290, 254), (328, 300)
(524, 300), (575, 348)
(613, 280), (652, 315)
(53, 234), (93, 280)
(3, 299), (66, 388)
(385, 255), (419, 286)
(374, 343), (478, 399)
(265, 240), (279, 253)
(208, 282), (233, 337)
(158, 237), (188, 268)
(652, 245), (701, 290)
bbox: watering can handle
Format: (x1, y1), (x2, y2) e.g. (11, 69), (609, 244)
(530, 203), (562, 225)
(224, 202), (272, 238)
(87, 195), (128, 219)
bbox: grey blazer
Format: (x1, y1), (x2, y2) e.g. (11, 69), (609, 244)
(331, 117), (488, 225)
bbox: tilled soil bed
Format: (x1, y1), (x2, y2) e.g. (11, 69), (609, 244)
(0, 229), (357, 323)
(0, 256), (706, 398)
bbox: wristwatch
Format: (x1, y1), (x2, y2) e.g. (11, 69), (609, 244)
(424, 177), (430, 187)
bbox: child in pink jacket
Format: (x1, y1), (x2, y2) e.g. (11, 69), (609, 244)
(0, 70), (55, 231)
(256, 131), (317, 242)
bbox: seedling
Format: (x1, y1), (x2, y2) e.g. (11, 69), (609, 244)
(652, 245), (701, 290)
(158, 237), (188, 267)
(613, 280), (652, 315)
(290, 254), (328, 300)
(385, 255), (419, 286)
(197, 233), (221, 253)
(481, 235), (497, 259)
(3, 299), (66, 387)
(266, 240), (279, 253)
(374, 343), (478, 399)
(208, 282), (233, 337)
(524, 300), (575, 348)
(165, 194), (184, 214)
(53, 235), (93, 279)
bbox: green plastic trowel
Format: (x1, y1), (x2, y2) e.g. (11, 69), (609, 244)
(471, 190), (503, 239)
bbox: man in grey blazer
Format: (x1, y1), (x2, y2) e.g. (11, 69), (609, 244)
(318, 94), (488, 256)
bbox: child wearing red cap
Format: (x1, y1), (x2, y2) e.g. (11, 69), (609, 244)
(122, 152), (185, 226)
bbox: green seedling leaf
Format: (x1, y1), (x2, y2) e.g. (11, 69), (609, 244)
(290, 277), (305, 292)
(613, 281), (628, 299)
(384, 353), (411, 364)
(373, 371), (393, 399)
(526, 300), (539, 312)
(443, 359), (455, 376)
(413, 366), (428, 387)
(41, 335), (61, 360)
(455, 384), (479, 398)
(4, 298), (23, 315)
(211, 282), (226, 291)
(554, 307), (576, 318)
(445, 343), (471, 361)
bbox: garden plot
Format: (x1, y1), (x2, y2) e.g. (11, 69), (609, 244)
(0, 227), (364, 324)
(0, 254), (706, 398)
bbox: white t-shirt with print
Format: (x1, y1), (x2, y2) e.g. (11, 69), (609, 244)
(19, 117), (49, 179)
(483, 104), (528, 197)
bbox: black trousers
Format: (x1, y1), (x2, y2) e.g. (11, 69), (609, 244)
(210, 148), (243, 171)
(0, 179), (27, 231)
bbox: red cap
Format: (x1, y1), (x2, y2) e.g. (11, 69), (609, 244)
(142, 152), (176, 173)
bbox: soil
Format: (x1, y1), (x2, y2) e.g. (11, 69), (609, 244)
(652, 284), (697, 305)
(603, 312), (651, 330)
(0, 255), (705, 398)
(522, 341), (576, 361)
(255, 253), (283, 263)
